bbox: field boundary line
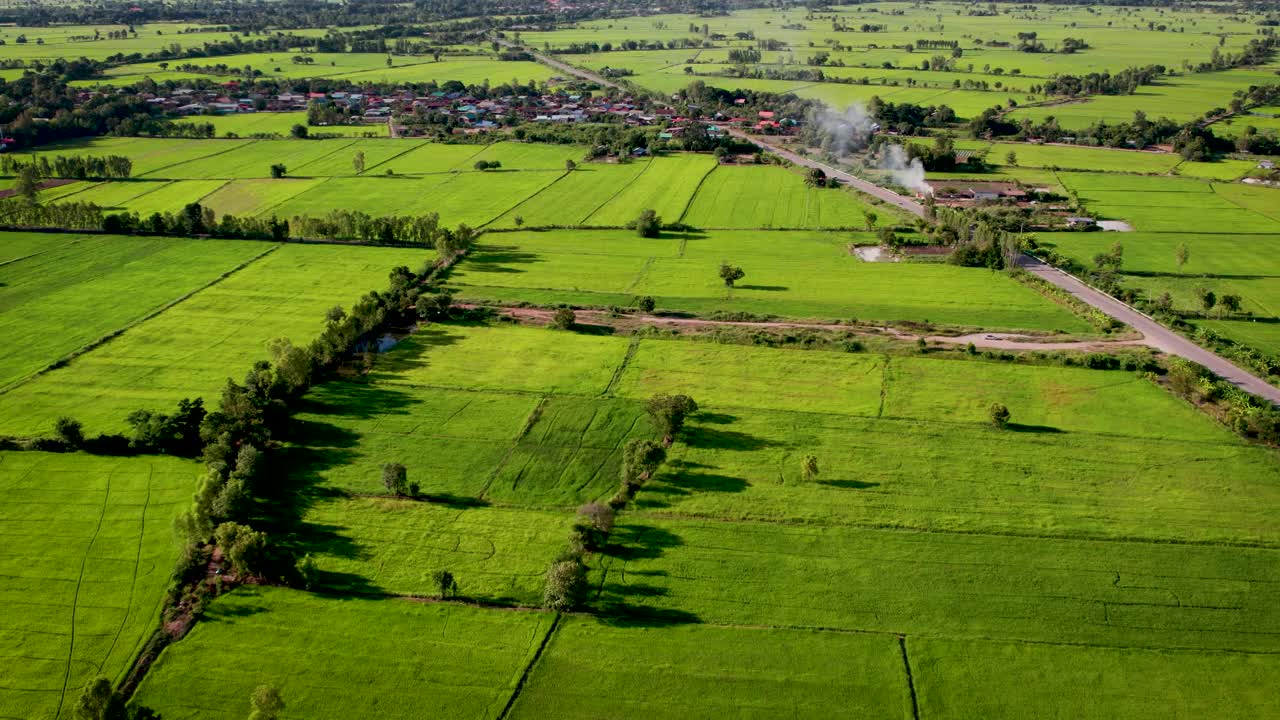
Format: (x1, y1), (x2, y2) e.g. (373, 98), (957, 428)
(360, 141), (431, 175)
(623, 256), (656, 292)
(113, 179), (179, 207)
(289, 138), (360, 176)
(877, 355), (890, 418)
(602, 337), (642, 397)
(579, 159), (652, 225)
(480, 170), (573, 229)
(252, 177), (333, 218)
(677, 160), (720, 224)
(54, 469), (112, 718)
(487, 169), (573, 227)
(140, 139), (257, 180)
(0, 242), (282, 396)
(0, 235), (91, 268)
(625, 507), (1280, 551)
(478, 396), (549, 499)
(192, 179), (232, 206)
(898, 636), (921, 720)
(495, 613), (561, 720)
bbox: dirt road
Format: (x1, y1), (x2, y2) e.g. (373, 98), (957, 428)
(497, 40), (622, 90)
(1017, 253), (1280, 404)
(480, 305), (1148, 352)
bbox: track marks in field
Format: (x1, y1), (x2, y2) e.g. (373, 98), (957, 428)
(54, 472), (111, 718)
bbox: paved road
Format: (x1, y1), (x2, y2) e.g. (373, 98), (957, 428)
(723, 128), (927, 218)
(498, 39), (623, 90)
(1018, 253), (1280, 404)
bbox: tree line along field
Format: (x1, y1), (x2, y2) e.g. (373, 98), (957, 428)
(447, 229), (1090, 331)
(74, 52), (556, 88)
(122, 318), (1280, 719)
(0, 452), (200, 720)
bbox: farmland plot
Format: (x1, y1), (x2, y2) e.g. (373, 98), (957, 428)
(583, 154), (717, 226)
(132, 587), (554, 720)
(0, 243), (434, 435)
(450, 229), (1091, 331)
(0, 452), (198, 720)
(153, 139), (358, 179)
(508, 618), (915, 720)
(198, 177), (328, 217)
(0, 235), (270, 389)
(681, 164), (879, 228)
(10, 137), (250, 177)
(176, 112), (388, 138)
(492, 163), (647, 227)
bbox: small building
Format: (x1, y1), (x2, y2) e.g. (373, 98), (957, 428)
(1259, 160), (1276, 170)
(1065, 216), (1096, 228)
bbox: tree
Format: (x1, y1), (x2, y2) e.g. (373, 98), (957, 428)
(352, 150), (365, 174)
(552, 307), (576, 330)
(432, 569), (458, 598)
(1198, 288), (1217, 314)
(1220, 293), (1242, 315)
(800, 455), (819, 482)
(296, 553), (319, 590)
(1175, 243), (1190, 272)
(1005, 150), (1017, 166)
(290, 124), (308, 139)
(248, 685), (284, 720)
(565, 159), (577, 171)
(416, 292), (453, 321)
(646, 394), (698, 441)
(637, 295), (656, 312)
(214, 522), (269, 577)
(635, 208), (662, 238)
(54, 416), (84, 446)
(15, 166), (40, 203)
(543, 558), (589, 610)
(862, 210), (878, 231)
(74, 677), (119, 720)
(805, 167), (827, 187)
(718, 262), (746, 287)
(382, 462), (409, 496)
(578, 501), (615, 533)
(989, 403), (1011, 429)
(513, 215), (524, 227)
(269, 163), (287, 179)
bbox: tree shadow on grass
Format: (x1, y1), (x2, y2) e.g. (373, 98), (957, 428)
(649, 470), (748, 495)
(681, 425), (784, 451)
(598, 523), (683, 561)
(594, 580), (699, 627)
(818, 479), (881, 490)
(457, 245), (543, 274)
(736, 284), (789, 292)
(1007, 423), (1064, 434)
(570, 322), (616, 336)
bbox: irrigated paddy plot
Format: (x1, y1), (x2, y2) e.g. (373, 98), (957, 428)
(132, 587), (554, 720)
(449, 229), (1091, 330)
(0, 235), (270, 389)
(681, 165), (880, 229)
(0, 243), (434, 435)
(0, 452), (199, 720)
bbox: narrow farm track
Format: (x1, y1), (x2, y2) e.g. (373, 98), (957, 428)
(1017, 254), (1280, 405)
(471, 304), (1147, 352)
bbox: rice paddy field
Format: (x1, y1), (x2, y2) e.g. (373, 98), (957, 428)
(4, 3), (1280, 718)
(120, 318), (1280, 718)
(174, 112), (388, 138)
(448, 229), (1089, 330)
(0, 242), (435, 436)
(0, 451), (200, 720)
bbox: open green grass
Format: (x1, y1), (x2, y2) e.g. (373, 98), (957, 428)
(152, 139), (358, 179)
(199, 178), (327, 217)
(0, 232), (80, 264)
(10, 138), (251, 177)
(584, 154), (718, 226)
(289, 381), (655, 505)
(0, 235), (269, 390)
(912, 636), (1280, 720)
(131, 587), (554, 720)
(598, 514), (1280, 651)
(509, 618), (915, 719)
(493, 162), (648, 228)
(0, 451), (197, 720)
(450, 229), (1091, 330)
(0, 243), (434, 435)
(681, 164), (879, 229)
(983, 141), (1181, 174)
(175, 112), (387, 138)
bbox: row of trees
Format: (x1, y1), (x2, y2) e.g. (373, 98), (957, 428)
(0, 154), (132, 179)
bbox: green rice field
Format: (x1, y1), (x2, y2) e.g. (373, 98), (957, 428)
(0, 452), (200, 720)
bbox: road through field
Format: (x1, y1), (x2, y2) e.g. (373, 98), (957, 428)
(1017, 253), (1280, 404)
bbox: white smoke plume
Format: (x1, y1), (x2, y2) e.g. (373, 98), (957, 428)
(811, 102), (878, 156)
(879, 144), (931, 196)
